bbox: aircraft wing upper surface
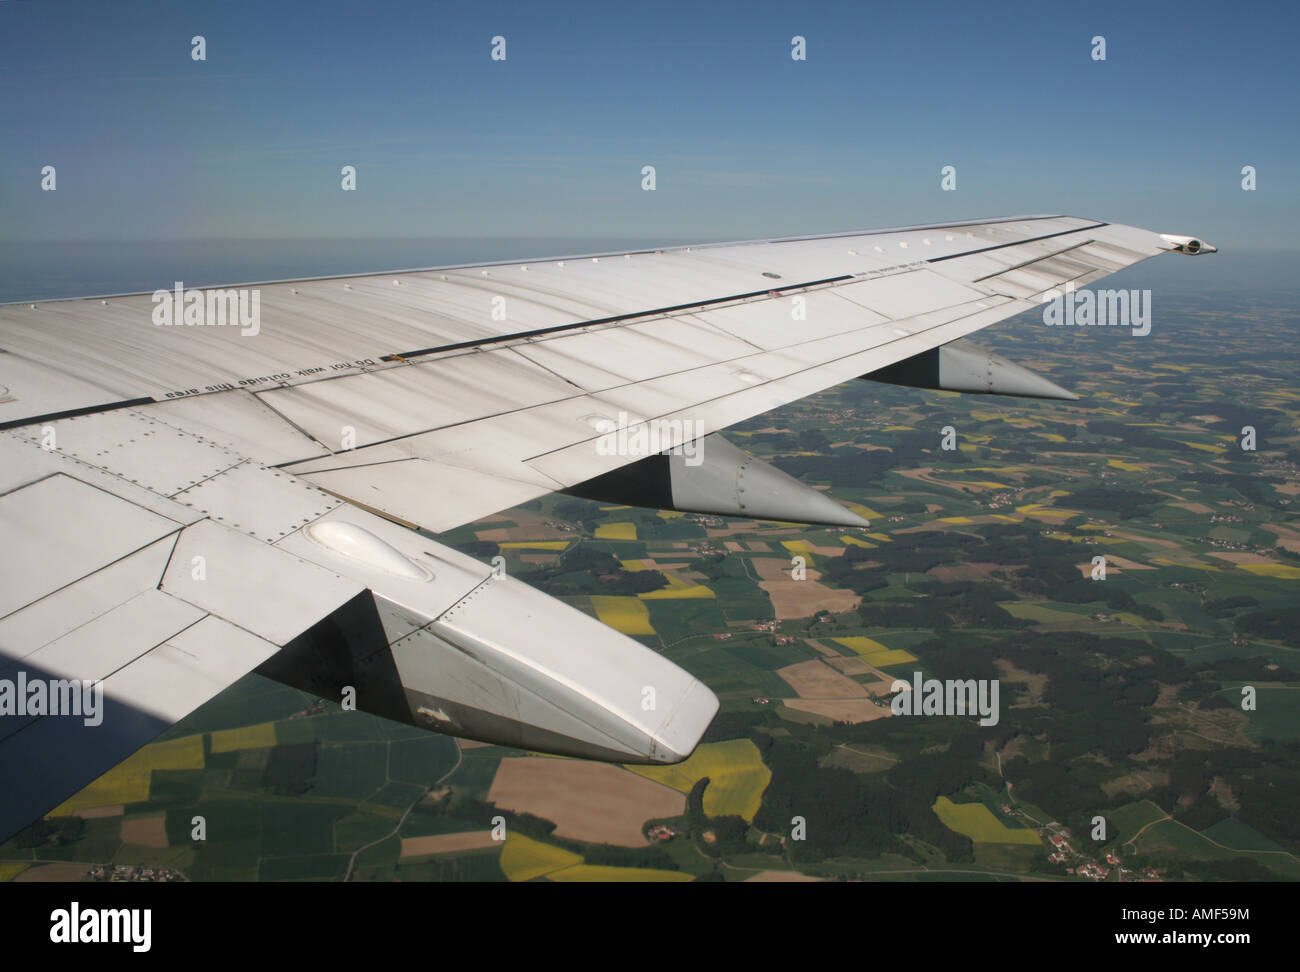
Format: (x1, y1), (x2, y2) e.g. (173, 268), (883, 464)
(0, 215), (1205, 839)
(1, 216), (1184, 532)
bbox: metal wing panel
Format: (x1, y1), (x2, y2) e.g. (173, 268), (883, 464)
(0, 215), (1103, 427)
(6, 411), (245, 497)
(525, 298), (1024, 488)
(8, 591), (203, 693)
(159, 519), (361, 645)
(928, 222), (1165, 301)
(255, 347), (580, 452)
(0, 473), (183, 617)
(0, 353), (129, 430)
(512, 316), (763, 387)
(139, 390), (331, 467)
(274, 294), (1023, 530)
(673, 288), (887, 350)
(0, 590), (205, 748)
(101, 615), (279, 724)
(0, 536), (178, 660)
(287, 455), (556, 534)
(78, 216), (1162, 536)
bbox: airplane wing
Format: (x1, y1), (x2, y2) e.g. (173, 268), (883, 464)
(0, 215), (1213, 840)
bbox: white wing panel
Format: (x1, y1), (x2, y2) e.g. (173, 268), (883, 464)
(0, 215), (1101, 426)
(143, 390), (330, 466)
(15, 590), (204, 691)
(0, 474), (181, 617)
(170, 461), (344, 542)
(255, 347), (577, 451)
(830, 268), (984, 319)
(0, 353), (126, 429)
(0, 430), (66, 494)
(0, 590), (204, 749)
(295, 455), (556, 533)
(526, 298), (1023, 486)
(0, 535), (177, 662)
(9, 410), (244, 497)
(682, 289), (885, 350)
(512, 316), (762, 388)
(160, 519), (361, 645)
(102, 615), (279, 724)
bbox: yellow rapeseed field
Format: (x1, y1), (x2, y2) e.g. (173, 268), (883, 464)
(833, 637), (917, 668)
(1239, 563), (1300, 579)
(638, 585), (714, 600)
(932, 797), (1041, 845)
(626, 739), (770, 821)
(499, 833), (582, 882)
(840, 536), (877, 548)
(209, 722), (277, 753)
(48, 735), (204, 815)
(590, 596), (656, 635)
(595, 522), (637, 540)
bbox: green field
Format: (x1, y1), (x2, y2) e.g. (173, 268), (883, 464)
(1223, 684), (1300, 741)
(1203, 818), (1289, 853)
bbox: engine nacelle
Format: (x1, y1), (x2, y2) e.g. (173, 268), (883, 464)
(860, 338), (1077, 401)
(1158, 233), (1218, 255)
(564, 432), (869, 528)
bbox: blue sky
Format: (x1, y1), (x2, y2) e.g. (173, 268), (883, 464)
(2, 0), (1297, 260)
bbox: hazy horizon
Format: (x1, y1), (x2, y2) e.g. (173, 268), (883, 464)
(0, 235), (1292, 305)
